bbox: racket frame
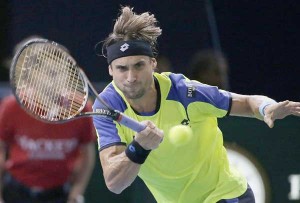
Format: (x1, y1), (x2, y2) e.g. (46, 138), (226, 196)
(10, 38), (146, 132)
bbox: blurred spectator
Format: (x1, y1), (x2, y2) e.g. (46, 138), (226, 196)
(0, 95), (96, 203)
(0, 36), (96, 203)
(155, 55), (173, 73)
(188, 49), (230, 90)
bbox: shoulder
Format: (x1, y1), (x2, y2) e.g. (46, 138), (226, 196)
(93, 82), (127, 112)
(155, 72), (186, 86)
(157, 72), (231, 111)
(157, 72), (216, 100)
(154, 72), (187, 95)
(0, 95), (28, 126)
(83, 100), (94, 112)
(1, 95), (17, 105)
(0, 95), (20, 113)
(157, 72), (212, 94)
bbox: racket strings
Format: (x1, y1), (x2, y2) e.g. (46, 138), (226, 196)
(19, 45), (45, 113)
(41, 46), (86, 119)
(14, 43), (87, 121)
(34, 44), (55, 117)
(58, 51), (86, 118)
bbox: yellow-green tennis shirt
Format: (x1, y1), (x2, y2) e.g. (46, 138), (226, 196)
(93, 72), (247, 203)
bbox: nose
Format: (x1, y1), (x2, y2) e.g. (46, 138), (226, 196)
(127, 69), (137, 83)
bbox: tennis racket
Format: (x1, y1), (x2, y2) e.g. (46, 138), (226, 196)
(9, 38), (146, 132)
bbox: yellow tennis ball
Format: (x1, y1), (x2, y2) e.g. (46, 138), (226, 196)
(168, 125), (193, 146)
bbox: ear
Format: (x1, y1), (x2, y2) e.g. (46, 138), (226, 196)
(108, 65), (113, 76)
(151, 58), (157, 70)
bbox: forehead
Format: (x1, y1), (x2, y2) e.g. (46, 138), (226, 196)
(111, 55), (150, 66)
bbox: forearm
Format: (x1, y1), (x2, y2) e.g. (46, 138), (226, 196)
(0, 142), (7, 200)
(69, 143), (95, 200)
(100, 147), (141, 194)
(230, 93), (276, 119)
(0, 167), (4, 199)
(99, 122), (163, 194)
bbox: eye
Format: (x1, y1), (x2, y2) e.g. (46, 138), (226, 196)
(134, 62), (146, 69)
(116, 65), (128, 72)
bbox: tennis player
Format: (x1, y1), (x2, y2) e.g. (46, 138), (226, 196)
(93, 6), (300, 203)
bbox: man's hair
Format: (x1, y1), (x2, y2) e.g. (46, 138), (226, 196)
(102, 6), (162, 57)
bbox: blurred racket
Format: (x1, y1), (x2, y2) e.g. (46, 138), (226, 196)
(10, 38), (146, 132)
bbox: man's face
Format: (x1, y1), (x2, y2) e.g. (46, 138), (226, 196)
(109, 55), (157, 100)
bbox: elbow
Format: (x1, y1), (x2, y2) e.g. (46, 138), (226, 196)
(106, 180), (126, 194)
(108, 187), (123, 194)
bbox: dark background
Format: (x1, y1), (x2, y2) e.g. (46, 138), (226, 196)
(0, 1), (300, 202)
(1, 0), (300, 101)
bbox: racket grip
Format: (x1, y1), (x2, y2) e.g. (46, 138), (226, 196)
(117, 113), (146, 132)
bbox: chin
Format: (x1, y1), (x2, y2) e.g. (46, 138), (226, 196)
(124, 91), (144, 100)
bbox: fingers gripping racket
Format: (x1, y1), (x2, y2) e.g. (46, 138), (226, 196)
(10, 38), (146, 132)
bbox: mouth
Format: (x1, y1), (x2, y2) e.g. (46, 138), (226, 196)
(124, 82), (139, 88)
(125, 86), (139, 93)
(124, 84), (134, 88)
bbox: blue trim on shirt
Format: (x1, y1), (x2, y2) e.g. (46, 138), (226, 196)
(167, 73), (230, 112)
(225, 198), (239, 203)
(93, 83), (128, 149)
(97, 83), (127, 112)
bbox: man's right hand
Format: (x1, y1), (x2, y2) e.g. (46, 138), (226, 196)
(134, 120), (164, 150)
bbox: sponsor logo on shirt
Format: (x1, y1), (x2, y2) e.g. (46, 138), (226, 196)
(181, 119), (190, 125)
(17, 135), (78, 160)
(187, 85), (196, 98)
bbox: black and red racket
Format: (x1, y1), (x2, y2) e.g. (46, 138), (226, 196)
(10, 38), (145, 132)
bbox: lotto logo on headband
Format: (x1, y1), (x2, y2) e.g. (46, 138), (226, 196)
(120, 43), (129, 52)
(106, 40), (154, 64)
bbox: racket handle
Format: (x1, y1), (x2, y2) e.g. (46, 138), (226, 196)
(116, 112), (146, 132)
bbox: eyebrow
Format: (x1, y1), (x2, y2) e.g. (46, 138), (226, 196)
(134, 60), (146, 66)
(114, 59), (147, 68)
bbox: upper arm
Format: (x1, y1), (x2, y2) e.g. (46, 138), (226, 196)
(80, 142), (96, 159)
(92, 85), (129, 150)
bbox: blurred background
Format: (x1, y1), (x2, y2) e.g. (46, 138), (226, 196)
(0, 0), (299, 202)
